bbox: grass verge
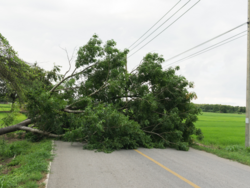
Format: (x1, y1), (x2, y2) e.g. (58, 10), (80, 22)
(193, 112), (250, 166)
(0, 138), (53, 188)
(192, 144), (250, 165)
(0, 103), (53, 188)
(0, 104), (11, 112)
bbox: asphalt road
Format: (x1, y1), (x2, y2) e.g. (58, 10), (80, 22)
(47, 141), (250, 188)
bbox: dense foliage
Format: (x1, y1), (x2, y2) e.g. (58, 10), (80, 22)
(195, 104), (246, 113)
(0, 139), (53, 188)
(0, 34), (203, 152)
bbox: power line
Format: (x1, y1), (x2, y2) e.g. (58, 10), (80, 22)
(164, 30), (247, 66)
(132, 32), (247, 78)
(128, 0), (182, 49)
(128, 0), (201, 58)
(163, 22), (248, 63)
(129, 0), (190, 51)
(163, 33), (247, 68)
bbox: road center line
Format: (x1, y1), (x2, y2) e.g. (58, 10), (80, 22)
(134, 149), (200, 188)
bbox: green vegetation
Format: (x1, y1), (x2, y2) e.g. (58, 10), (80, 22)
(0, 113), (27, 128)
(0, 104), (26, 128)
(0, 104), (53, 188)
(0, 139), (53, 188)
(0, 34), (203, 153)
(195, 104), (245, 113)
(0, 104), (11, 111)
(193, 112), (250, 165)
(194, 112), (245, 146)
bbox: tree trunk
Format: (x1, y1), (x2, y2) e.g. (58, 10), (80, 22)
(0, 119), (31, 135)
(19, 126), (63, 138)
(0, 118), (63, 138)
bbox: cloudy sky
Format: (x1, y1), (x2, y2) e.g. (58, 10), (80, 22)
(0, 0), (248, 106)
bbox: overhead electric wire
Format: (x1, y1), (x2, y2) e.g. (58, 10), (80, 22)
(129, 0), (182, 49)
(163, 22), (248, 63)
(128, 0), (201, 58)
(163, 33), (247, 68)
(129, 0), (190, 51)
(164, 30), (247, 66)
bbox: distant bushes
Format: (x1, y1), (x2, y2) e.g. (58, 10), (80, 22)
(194, 104), (246, 113)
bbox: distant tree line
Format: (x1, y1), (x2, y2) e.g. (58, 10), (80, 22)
(194, 104), (246, 113)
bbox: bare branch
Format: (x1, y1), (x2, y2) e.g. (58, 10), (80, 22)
(50, 61), (99, 93)
(130, 58), (144, 74)
(110, 95), (139, 100)
(64, 109), (85, 113)
(143, 130), (167, 141)
(0, 119), (32, 135)
(65, 83), (109, 109)
(60, 47), (77, 79)
(71, 67), (77, 76)
(30, 124), (36, 128)
(65, 63), (111, 109)
(89, 83), (109, 97)
(54, 86), (81, 92)
(19, 126), (64, 138)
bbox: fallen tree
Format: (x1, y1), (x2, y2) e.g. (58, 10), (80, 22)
(0, 34), (203, 152)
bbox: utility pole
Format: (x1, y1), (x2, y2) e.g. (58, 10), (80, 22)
(246, 0), (250, 147)
(126, 55), (128, 73)
(126, 55), (128, 102)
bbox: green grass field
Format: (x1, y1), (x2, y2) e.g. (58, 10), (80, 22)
(0, 113), (27, 128)
(193, 112), (250, 165)
(0, 104), (11, 111)
(195, 112), (245, 147)
(0, 103), (52, 188)
(0, 104), (27, 128)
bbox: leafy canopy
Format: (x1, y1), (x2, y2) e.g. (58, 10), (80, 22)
(0, 34), (203, 152)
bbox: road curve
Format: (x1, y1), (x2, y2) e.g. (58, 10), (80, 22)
(47, 141), (250, 188)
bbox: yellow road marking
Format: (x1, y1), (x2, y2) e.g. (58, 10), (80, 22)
(134, 149), (200, 188)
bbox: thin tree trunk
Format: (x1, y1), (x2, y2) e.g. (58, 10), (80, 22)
(0, 118), (63, 138)
(0, 119), (31, 135)
(19, 126), (63, 138)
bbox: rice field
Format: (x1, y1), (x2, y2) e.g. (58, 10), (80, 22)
(195, 112), (245, 147)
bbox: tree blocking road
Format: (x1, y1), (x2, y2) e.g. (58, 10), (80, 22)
(0, 34), (203, 152)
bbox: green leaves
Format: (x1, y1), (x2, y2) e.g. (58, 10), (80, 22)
(5, 34), (201, 153)
(76, 34), (104, 68)
(96, 120), (105, 132)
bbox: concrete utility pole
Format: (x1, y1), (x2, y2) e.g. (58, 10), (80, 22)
(125, 55), (128, 102)
(246, 0), (250, 147)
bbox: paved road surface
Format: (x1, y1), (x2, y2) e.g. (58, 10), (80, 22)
(47, 141), (250, 188)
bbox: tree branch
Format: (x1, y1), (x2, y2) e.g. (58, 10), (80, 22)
(66, 83), (109, 109)
(54, 86), (80, 92)
(60, 47), (77, 79)
(110, 95), (139, 100)
(0, 119), (32, 135)
(50, 62), (99, 93)
(19, 126), (63, 138)
(64, 109), (85, 113)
